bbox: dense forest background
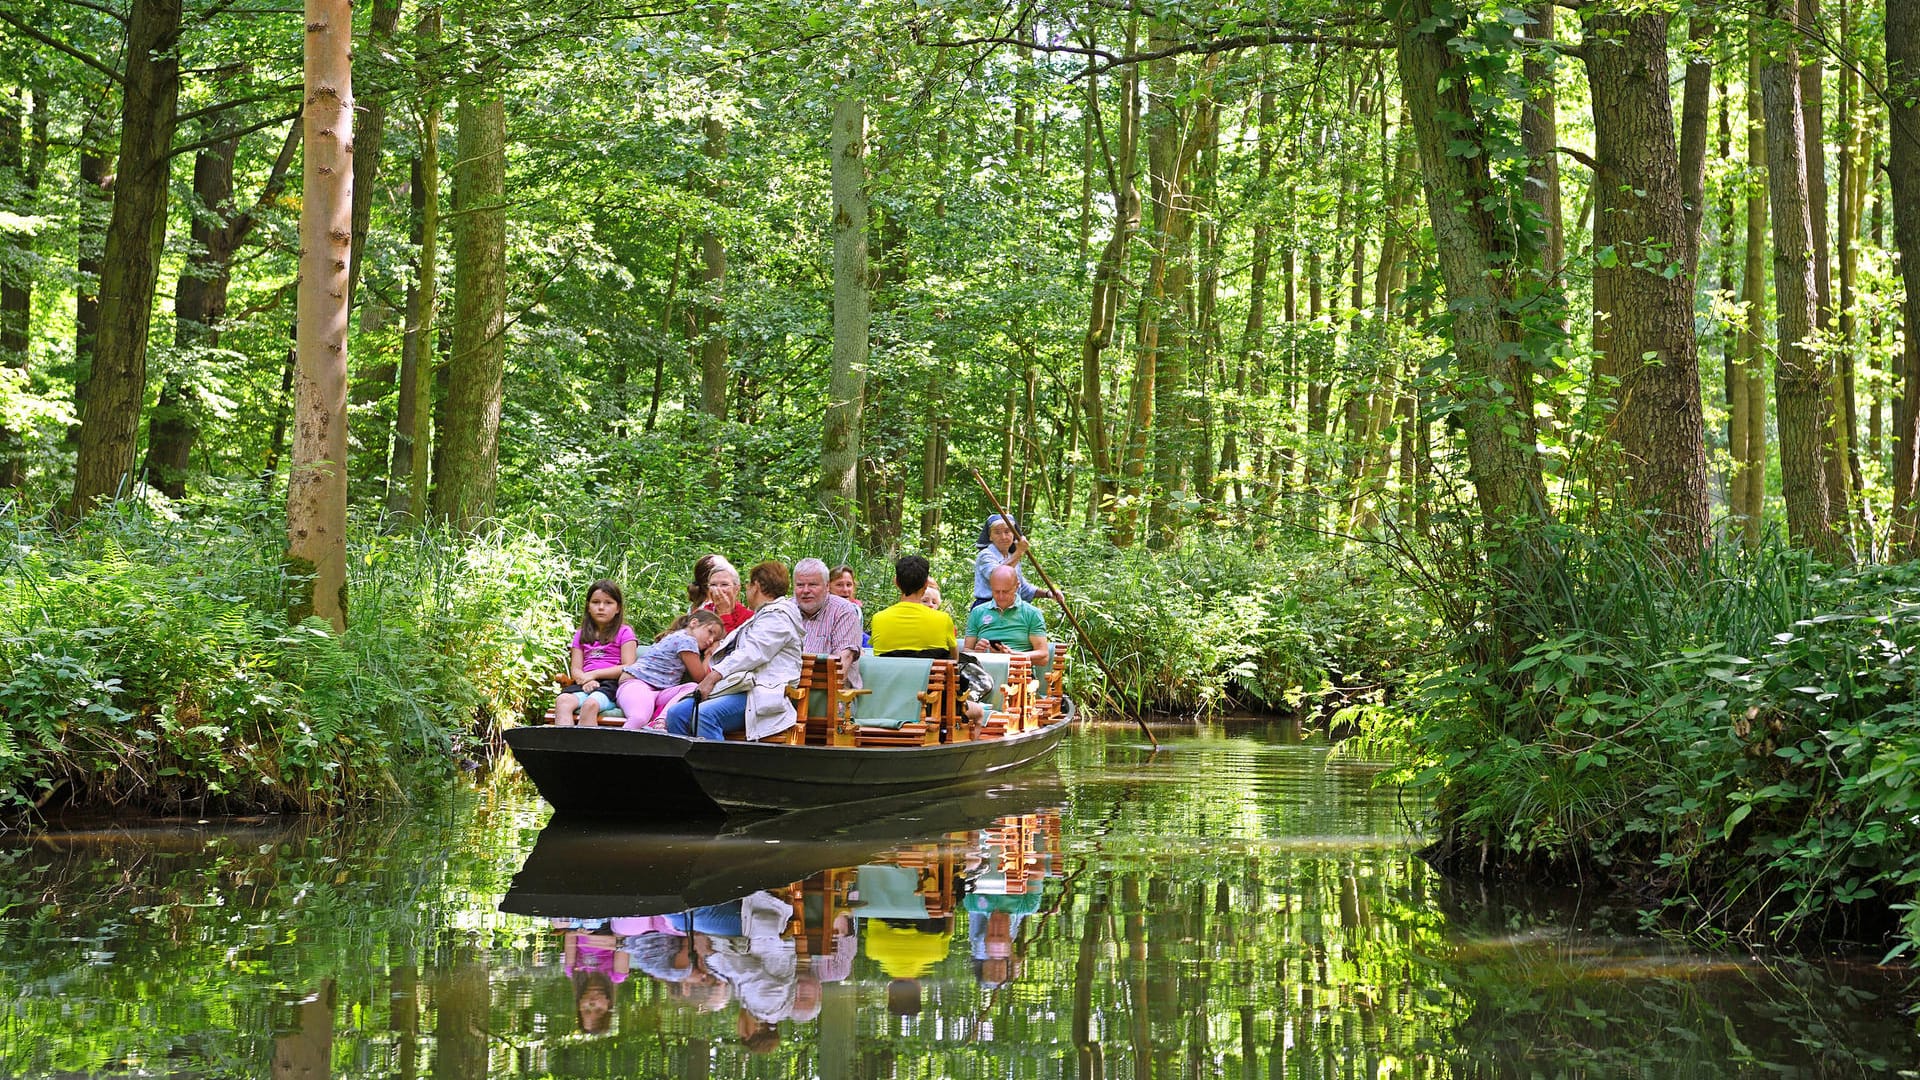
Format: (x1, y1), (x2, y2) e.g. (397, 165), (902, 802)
(4, 0), (1920, 956)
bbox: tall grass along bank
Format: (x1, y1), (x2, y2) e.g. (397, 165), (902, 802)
(1366, 529), (1920, 959)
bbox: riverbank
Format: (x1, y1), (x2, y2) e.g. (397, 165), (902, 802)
(0, 491), (1402, 818)
(1359, 531), (1920, 963)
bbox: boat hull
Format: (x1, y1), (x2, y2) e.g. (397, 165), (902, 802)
(505, 714), (1071, 817)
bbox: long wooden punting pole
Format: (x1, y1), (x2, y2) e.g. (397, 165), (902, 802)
(967, 467), (1158, 749)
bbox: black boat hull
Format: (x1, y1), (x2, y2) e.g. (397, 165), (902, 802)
(505, 714), (1072, 817)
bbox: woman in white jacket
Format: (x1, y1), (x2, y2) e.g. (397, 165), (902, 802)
(663, 561), (804, 741)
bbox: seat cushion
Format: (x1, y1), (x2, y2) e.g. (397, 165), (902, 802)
(853, 655), (936, 724)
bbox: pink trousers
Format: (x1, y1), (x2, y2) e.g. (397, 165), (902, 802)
(615, 678), (698, 730)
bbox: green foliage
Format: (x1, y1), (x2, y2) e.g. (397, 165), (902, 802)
(1001, 528), (1431, 718)
(0, 488), (563, 814)
(1369, 525), (1920, 956)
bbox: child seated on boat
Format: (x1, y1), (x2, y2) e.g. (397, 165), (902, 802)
(555, 580), (637, 726)
(615, 609), (723, 728)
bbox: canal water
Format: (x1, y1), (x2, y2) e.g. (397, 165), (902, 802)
(1, 723), (1914, 1077)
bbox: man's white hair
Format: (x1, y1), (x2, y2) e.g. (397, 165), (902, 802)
(793, 557), (831, 581)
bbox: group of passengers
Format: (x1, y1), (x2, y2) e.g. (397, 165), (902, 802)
(552, 514), (1062, 741)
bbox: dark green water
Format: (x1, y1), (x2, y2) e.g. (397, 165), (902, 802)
(1, 723), (1914, 1078)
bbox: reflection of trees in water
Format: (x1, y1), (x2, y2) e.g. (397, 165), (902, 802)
(0, 738), (1913, 1077)
(0, 787), (540, 1076)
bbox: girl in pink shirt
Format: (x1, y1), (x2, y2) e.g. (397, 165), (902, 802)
(555, 579), (638, 726)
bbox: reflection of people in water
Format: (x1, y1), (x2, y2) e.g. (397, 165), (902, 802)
(699, 890), (812, 1051)
(852, 862), (956, 1016)
(810, 913), (859, 983)
(562, 930), (629, 1034)
(866, 917), (953, 1016)
(966, 907), (1029, 988)
(620, 915), (732, 1012)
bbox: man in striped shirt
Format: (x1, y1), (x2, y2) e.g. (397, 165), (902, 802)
(793, 557), (863, 689)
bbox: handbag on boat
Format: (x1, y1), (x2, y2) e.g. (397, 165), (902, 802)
(955, 653), (995, 702)
(707, 669), (754, 698)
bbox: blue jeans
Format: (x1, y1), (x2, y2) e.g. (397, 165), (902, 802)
(663, 692), (747, 739)
(689, 902), (743, 937)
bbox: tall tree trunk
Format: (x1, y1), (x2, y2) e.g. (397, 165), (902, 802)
(1521, 3), (1563, 283)
(819, 93), (868, 518)
(1796, 0), (1852, 525)
(698, 5), (728, 422)
(1736, 35), (1770, 541)
(397, 6), (442, 519)
(288, 0), (354, 631)
(434, 88), (506, 532)
(1837, 0), (1868, 543)
(1080, 35), (1139, 528)
(0, 89), (45, 489)
(1232, 86), (1277, 522)
(1887, 0), (1920, 554)
(1582, 8), (1710, 553)
(347, 0), (403, 306)
(1146, 87), (1210, 549)
(145, 134), (236, 499)
(1678, 17), (1713, 271)
(388, 76), (439, 523)
(1392, 0), (1551, 564)
(1760, 0), (1844, 557)
(1118, 32), (1175, 548)
(72, 121), (110, 451)
(68, 0), (181, 516)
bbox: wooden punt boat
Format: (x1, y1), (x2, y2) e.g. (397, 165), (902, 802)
(506, 651), (1075, 817)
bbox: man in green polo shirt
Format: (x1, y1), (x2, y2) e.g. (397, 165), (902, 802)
(962, 564), (1050, 665)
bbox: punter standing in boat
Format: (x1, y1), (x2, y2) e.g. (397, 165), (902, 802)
(971, 514), (1062, 610)
(663, 561), (803, 741)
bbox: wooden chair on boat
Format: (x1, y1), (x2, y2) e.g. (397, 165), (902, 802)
(1036, 644), (1069, 721)
(969, 655), (1034, 739)
(794, 654), (861, 747)
(890, 844), (959, 918)
(539, 661), (630, 727)
(844, 656), (951, 747)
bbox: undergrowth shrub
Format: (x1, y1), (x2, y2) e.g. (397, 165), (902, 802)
(1367, 525), (1920, 955)
(995, 529), (1428, 716)
(0, 490), (563, 816)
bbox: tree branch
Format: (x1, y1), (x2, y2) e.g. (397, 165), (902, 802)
(1090, 31), (1394, 74)
(0, 10), (122, 84)
(228, 114), (302, 242)
(1556, 144), (1598, 171)
(169, 108), (300, 161)
(176, 85), (300, 126)
(56, 0), (126, 22)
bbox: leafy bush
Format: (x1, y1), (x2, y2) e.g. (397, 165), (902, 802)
(0, 489), (562, 815)
(992, 529), (1430, 717)
(1370, 526), (1920, 956)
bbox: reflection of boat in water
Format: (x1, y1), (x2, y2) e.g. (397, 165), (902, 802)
(506, 789), (1067, 1033)
(499, 778), (1066, 918)
(506, 653), (1075, 817)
